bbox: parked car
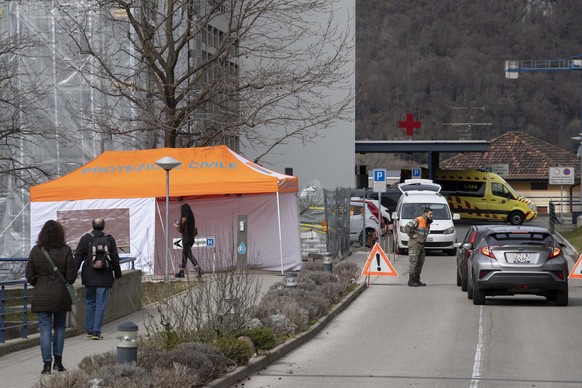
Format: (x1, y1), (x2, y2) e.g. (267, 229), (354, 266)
(466, 225), (569, 306)
(454, 225), (498, 291)
(350, 187), (402, 216)
(349, 199), (389, 247)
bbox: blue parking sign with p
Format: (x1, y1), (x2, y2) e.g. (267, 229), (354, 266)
(412, 168), (421, 178)
(374, 169), (385, 182)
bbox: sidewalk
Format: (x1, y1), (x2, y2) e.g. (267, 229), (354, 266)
(0, 270), (289, 388)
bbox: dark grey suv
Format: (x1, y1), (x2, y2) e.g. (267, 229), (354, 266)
(466, 225), (569, 306)
(455, 225), (498, 292)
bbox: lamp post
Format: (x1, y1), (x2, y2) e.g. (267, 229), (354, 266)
(155, 156), (181, 282)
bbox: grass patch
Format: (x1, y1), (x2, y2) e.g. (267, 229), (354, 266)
(560, 228), (582, 253)
(141, 281), (193, 306)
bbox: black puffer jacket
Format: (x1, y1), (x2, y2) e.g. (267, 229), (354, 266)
(74, 230), (122, 288)
(26, 245), (77, 313)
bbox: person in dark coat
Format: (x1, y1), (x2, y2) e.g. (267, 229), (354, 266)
(26, 220), (77, 375)
(73, 218), (122, 340)
(174, 203), (201, 278)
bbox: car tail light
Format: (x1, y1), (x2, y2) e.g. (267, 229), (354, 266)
(548, 247), (561, 259)
(480, 246), (496, 259)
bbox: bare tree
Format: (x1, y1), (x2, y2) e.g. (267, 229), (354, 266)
(0, 28), (56, 188)
(49, 0), (353, 160)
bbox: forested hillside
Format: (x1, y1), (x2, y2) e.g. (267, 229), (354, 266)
(356, 0), (582, 155)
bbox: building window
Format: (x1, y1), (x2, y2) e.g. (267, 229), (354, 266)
(531, 182), (548, 190)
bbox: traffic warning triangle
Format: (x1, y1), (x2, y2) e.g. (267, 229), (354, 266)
(361, 243), (398, 277)
(569, 254), (582, 279)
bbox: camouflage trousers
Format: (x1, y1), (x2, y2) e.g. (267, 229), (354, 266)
(408, 240), (426, 275)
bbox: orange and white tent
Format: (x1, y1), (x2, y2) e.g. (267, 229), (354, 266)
(30, 145), (302, 274)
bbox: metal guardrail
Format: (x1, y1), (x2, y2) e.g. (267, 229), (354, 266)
(0, 279), (29, 343)
(549, 200), (582, 225)
(0, 257), (136, 343)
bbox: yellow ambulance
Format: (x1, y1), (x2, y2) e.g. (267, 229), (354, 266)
(434, 169), (537, 225)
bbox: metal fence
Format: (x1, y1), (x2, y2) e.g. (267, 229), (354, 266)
(549, 200), (582, 226)
(299, 187), (352, 260)
(0, 279), (30, 343)
(0, 257), (136, 343)
(322, 187), (351, 260)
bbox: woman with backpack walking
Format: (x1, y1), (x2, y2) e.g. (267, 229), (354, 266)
(26, 220), (77, 374)
(174, 203), (201, 278)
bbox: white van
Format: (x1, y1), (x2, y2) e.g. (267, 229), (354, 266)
(392, 180), (460, 256)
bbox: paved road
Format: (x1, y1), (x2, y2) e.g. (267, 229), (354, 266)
(244, 216), (582, 388)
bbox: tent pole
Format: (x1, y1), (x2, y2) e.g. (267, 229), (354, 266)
(276, 192), (284, 274)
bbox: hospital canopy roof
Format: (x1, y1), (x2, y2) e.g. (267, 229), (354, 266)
(30, 146), (298, 202)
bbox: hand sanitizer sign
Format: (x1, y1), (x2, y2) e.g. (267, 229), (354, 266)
(237, 241), (247, 255)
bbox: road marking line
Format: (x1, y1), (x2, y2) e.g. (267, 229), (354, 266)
(470, 305), (484, 388)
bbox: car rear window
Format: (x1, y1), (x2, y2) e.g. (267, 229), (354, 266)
(485, 232), (554, 246)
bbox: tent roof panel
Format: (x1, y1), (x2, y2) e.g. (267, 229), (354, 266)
(31, 146), (298, 202)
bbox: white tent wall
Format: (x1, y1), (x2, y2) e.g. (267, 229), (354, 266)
(154, 192), (302, 274)
(30, 193), (301, 275)
(30, 198), (156, 272)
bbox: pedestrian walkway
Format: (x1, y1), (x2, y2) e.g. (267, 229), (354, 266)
(0, 271), (289, 388)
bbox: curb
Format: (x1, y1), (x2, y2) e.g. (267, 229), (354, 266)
(206, 281), (368, 388)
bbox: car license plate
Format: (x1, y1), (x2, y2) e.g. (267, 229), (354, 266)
(513, 252), (530, 263)
(427, 237), (433, 242)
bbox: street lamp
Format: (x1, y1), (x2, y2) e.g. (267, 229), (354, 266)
(155, 156), (181, 282)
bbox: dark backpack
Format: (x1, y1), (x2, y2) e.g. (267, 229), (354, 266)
(88, 233), (112, 270)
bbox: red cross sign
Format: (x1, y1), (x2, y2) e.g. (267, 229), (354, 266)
(399, 113), (421, 137)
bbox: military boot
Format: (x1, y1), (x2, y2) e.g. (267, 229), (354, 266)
(415, 274), (426, 287)
(408, 274), (419, 287)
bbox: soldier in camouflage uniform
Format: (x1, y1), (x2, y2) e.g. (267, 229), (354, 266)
(404, 208), (433, 287)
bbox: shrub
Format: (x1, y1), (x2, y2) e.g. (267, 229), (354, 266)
(301, 262), (324, 272)
(214, 337), (253, 367)
(300, 270), (337, 286)
(253, 293), (309, 333)
(319, 281), (351, 304)
(269, 288), (330, 321)
(237, 327), (276, 351)
(77, 350), (117, 375)
(33, 363), (202, 388)
(266, 313), (298, 336)
(334, 261), (360, 284)
(139, 342), (231, 383)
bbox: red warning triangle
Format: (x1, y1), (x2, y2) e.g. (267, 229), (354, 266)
(361, 243), (398, 277)
(569, 254), (582, 279)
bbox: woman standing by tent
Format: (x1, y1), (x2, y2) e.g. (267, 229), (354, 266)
(174, 203), (201, 278)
